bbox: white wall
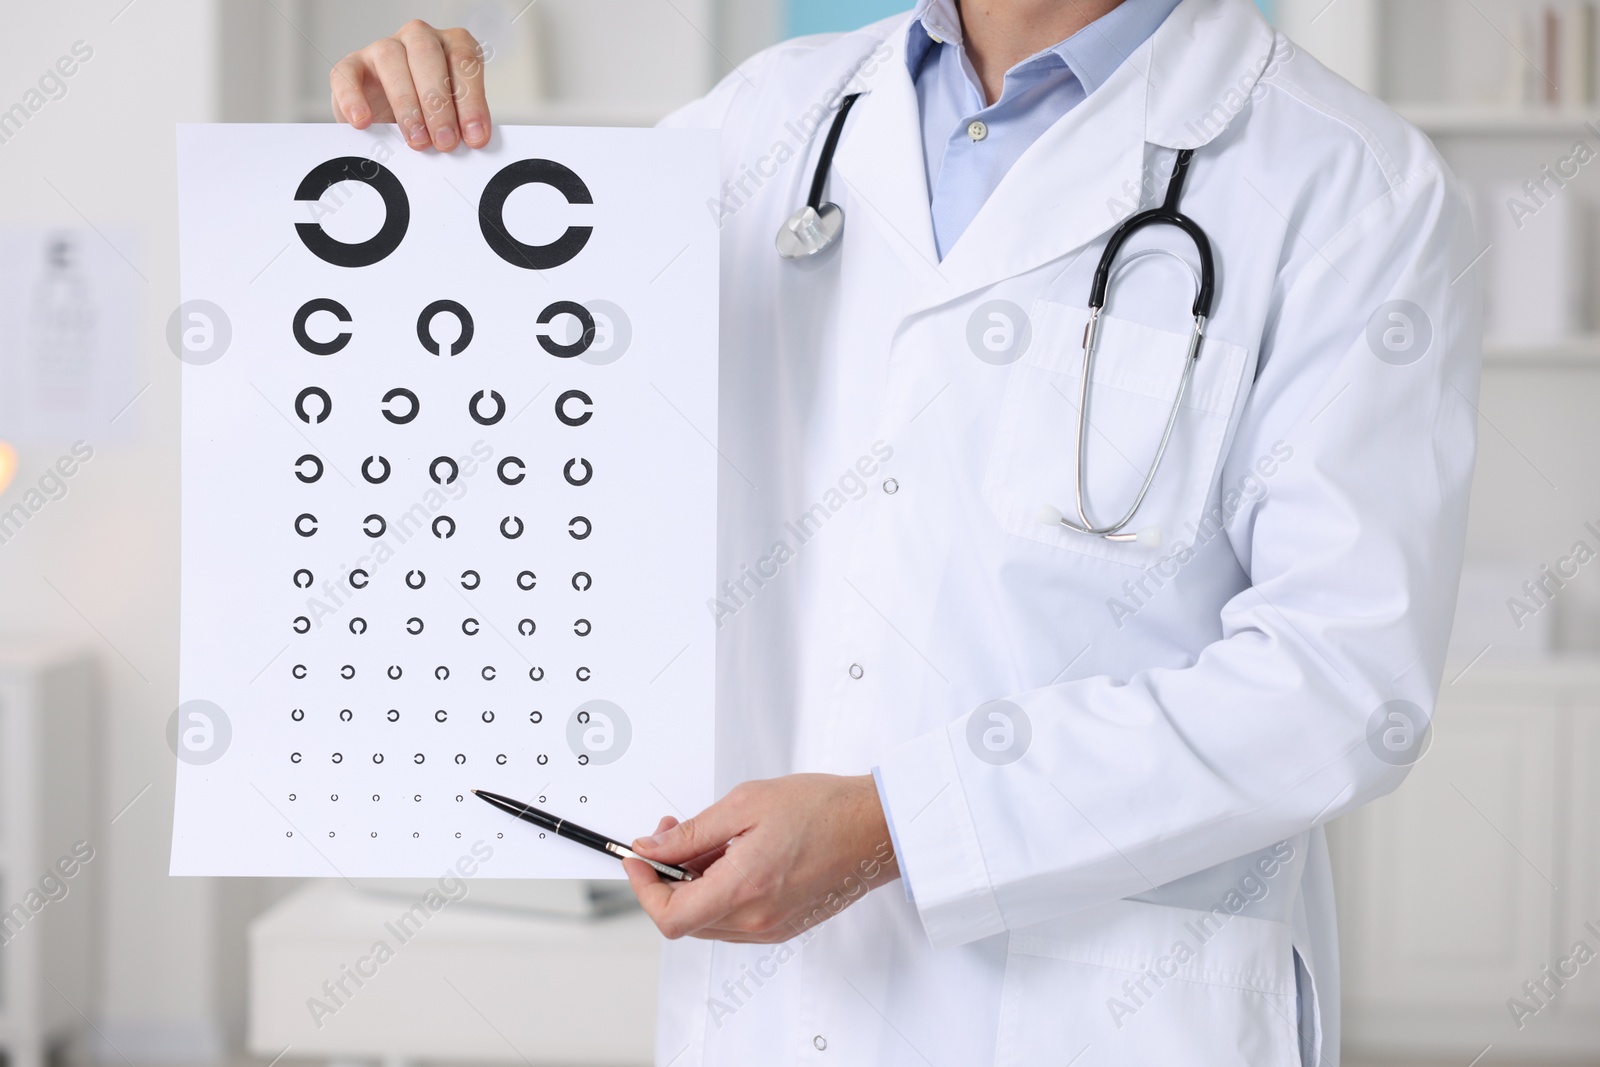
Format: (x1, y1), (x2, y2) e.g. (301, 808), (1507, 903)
(0, 0), (224, 1058)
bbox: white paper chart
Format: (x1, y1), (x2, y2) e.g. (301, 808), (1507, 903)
(172, 125), (719, 877)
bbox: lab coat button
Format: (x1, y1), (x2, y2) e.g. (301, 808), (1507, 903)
(967, 120), (988, 142)
(848, 663), (863, 680)
(882, 477), (899, 495)
(813, 1035), (828, 1051)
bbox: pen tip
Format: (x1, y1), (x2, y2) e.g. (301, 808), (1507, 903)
(471, 789), (481, 795)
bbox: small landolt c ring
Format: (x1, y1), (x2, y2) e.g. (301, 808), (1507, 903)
(417, 299), (474, 356)
(293, 297), (352, 355)
(470, 389), (505, 425)
(295, 454), (323, 483)
(381, 387), (419, 424)
(406, 569), (426, 589)
(406, 617), (424, 634)
(564, 458), (593, 486)
(461, 569), (480, 590)
(363, 514), (386, 537)
(430, 456), (460, 485)
(433, 515), (456, 539)
(295, 386), (332, 423)
(362, 455), (391, 483)
(498, 457), (525, 485)
(501, 516), (524, 539)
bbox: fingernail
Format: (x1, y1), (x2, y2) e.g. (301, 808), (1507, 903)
(463, 120), (486, 144)
(634, 835), (660, 850)
(406, 122), (429, 146)
(436, 125), (457, 149)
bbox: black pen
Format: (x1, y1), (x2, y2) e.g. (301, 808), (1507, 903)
(472, 789), (695, 881)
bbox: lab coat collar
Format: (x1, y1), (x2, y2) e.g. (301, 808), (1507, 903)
(833, 0), (1278, 304)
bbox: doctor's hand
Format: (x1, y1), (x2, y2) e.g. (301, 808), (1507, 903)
(330, 20), (492, 152)
(622, 774), (900, 943)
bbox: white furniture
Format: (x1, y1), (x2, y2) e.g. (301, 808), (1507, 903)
(1333, 660), (1600, 1059)
(0, 641), (100, 1067)
(249, 882), (661, 1065)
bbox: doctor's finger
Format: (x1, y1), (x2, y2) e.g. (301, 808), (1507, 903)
(330, 56), (385, 127)
(632, 792), (752, 865)
(395, 22), (462, 150)
(366, 35), (431, 149)
(439, 27), (491, 147)
(629, 858), (751, 939)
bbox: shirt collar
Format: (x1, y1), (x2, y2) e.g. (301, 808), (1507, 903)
(905, 0), (1181, 98)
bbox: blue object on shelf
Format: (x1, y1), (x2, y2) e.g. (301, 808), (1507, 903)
(787, 0), (910, 36)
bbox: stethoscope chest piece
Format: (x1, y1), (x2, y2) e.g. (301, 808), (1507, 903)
(776, 92), (861, 261)
(776, 202), (845, 259)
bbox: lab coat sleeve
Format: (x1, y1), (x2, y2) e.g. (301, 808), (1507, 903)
(876, 154), (1483, 948)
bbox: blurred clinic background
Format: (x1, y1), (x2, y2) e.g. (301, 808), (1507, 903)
(2, 0), (1600, 1065)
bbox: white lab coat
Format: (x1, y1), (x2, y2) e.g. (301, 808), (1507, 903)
(656, 0), (1481, 1062)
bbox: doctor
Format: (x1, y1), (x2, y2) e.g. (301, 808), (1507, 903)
(332, 0), (1479, 1063)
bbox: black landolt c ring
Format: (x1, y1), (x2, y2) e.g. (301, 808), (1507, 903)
(293, 298), (353, 354)
(417, 300), (474, 356)
(382, 388), (419, 424)
(470, 389), (505, 425)
(295, 386), (332, 424)
(295, 157), (410, 267)
(478, 159), (594, 270)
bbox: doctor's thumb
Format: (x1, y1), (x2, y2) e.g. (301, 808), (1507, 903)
(633, 799), (746, 863)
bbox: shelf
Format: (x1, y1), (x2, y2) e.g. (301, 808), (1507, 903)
(1483, 335), (1600, 367)
(1397, 103), (1600, 136)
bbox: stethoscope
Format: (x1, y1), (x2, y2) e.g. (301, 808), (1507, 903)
(778, 95), (1215, 547)
(775, 93), (862, 259)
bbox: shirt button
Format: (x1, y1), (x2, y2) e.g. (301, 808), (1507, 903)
(967, 119), (988, 142)
(848, 663), (864, 680)
(814, 1035), (828, 1051)
(882, 477), (899, 495)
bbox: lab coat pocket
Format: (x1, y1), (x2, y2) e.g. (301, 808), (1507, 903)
(994, 899), (1301, 1067)
(982, 301), (1250, 567)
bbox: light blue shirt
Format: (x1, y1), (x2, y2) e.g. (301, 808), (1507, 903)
(907, 0), (1182, 258)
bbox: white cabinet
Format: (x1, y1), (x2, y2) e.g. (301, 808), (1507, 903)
(0, 642), (101, 1067)
(1334, 662), (1600, 1058)
(249, 883), (661, 1065)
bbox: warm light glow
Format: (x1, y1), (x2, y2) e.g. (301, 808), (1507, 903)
(0, 440), (15, 496)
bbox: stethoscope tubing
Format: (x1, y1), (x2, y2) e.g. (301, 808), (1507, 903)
(785, 106), (1218, 545)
